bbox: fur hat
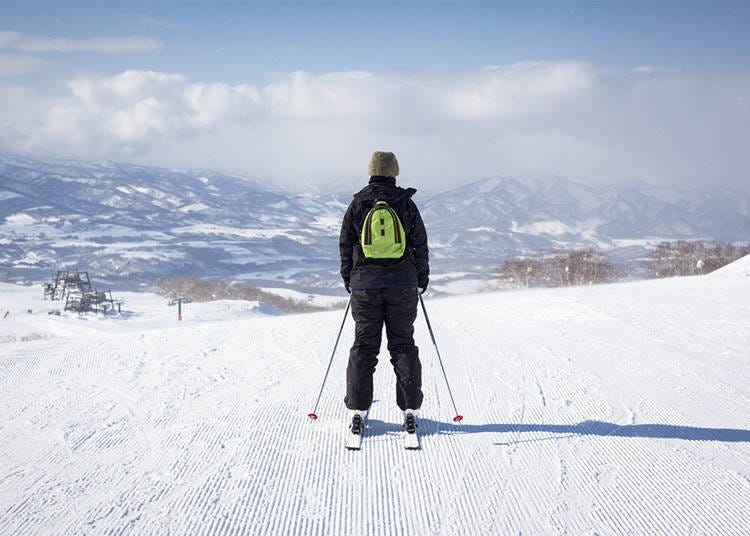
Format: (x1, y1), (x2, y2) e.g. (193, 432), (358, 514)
(368, 151), (399, 178)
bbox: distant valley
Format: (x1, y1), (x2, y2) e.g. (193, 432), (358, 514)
(1, 154), (748, 294)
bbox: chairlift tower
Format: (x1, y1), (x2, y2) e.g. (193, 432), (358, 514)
(44, 269), (119, 314)
(49, 270), (92, 301)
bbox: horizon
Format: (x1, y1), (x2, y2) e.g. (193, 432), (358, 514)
(1, 1), (749, 193)
(6, 150), (748, 198)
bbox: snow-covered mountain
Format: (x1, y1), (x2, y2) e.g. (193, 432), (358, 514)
(1, 257), (749, 534)
(1, 154), (749, 290)
(0, 155), (347, 289)
(423, 176), (750, 267)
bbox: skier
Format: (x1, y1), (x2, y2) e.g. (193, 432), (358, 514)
(339, 151), (429, 447)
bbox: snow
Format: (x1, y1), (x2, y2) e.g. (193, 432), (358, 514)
(710, 254), (750, 277)
(310, 216), (341, 229)
(257, 287), (346, 308)
(4, 213), (37, 226)
(131, 186), (155, 196)
(610, 237), (677, 248)
(0, 287), (282, 343)
(432, 276), (486, 295)
(1, 263), (749, 534)
(172, 224), (308, 241)
(516, 219), (575, 236)
(178, 202), (210, 213)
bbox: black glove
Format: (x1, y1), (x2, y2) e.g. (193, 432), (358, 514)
(419, 278), (428, 295)
(344, 281), (351, 294)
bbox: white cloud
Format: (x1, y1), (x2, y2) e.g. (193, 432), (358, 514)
(441, 61), (598, 121)
(78, 69), (185, 101)
(0, 53), (42, 76)
(632, 66), (679, 75)
(0, 30), (161, 53)
(0, 31), (22, 48)
(1, 62), (748, 192)
(183, 82), (260, 125)
(109, 97), (169, 140)
(261, 70), (378, 120)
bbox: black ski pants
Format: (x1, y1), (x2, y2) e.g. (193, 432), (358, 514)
(345, 287), (423, 411)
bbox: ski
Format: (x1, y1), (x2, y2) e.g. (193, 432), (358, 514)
(345, 411), (366, 450)
(403, 411), (420, 450)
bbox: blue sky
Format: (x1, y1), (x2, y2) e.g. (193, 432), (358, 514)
(4, 2), (749, 80)
(1, 1), (749, 191)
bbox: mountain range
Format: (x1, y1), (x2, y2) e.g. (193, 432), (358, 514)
(1, 154), (748, 292)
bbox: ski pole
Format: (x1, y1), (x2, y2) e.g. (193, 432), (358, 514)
(418, 292), (464, 423)
(308, 295), (351, 420)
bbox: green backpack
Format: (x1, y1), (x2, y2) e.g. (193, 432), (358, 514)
(360, 200), (406, 259)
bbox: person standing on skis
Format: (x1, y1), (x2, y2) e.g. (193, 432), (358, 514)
(339, 151), (429, 434)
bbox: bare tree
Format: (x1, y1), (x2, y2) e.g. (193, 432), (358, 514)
(494, 258), (539, 288)
(554, 249), (617, 286)
(494, 249), (617, 289)
(153, 277), (339, 314)
(649, 241), (750, 277)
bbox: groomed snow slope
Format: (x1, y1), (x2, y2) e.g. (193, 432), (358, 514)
(1, 264), (749, 535)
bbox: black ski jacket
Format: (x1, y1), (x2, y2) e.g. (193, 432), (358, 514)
(339, 176), (429, 290)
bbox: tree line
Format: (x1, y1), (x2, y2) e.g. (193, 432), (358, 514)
(648, 241), (750, 278)
(493, 241), (750, 289)
(153, 277), (341, 314)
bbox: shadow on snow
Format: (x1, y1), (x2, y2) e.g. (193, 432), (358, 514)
(363, 418), (750, 444)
